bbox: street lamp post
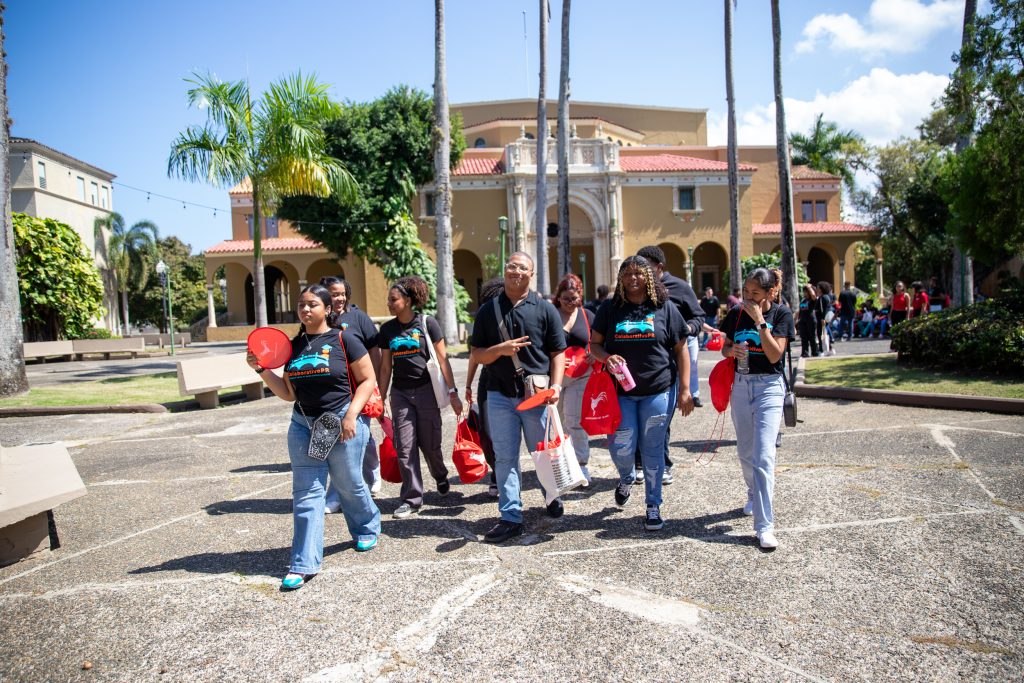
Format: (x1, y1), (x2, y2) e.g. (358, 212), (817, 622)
(497, 216), (509, 269)
(686, 245), (695, 287)
(578, 251), (587, 297)
(156, 260), (176, 356)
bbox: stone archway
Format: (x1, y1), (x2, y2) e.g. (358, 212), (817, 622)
(306, 258), (345, 286)
(657, 243), (687, 280)
(453, 249), (484, 310)
(692, 241), (728, 296)
(245, 265), (288, 325)
(539, 201), (597, 295)
(806, 246), (836, 287)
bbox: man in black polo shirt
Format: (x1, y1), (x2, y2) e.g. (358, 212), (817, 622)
(635, 246), (702, 484)
(838, 281), (857, 341)
(471, 251), (567, 543)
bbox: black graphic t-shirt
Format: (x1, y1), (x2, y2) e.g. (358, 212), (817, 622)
(286, 329), (368, 417)
(563, 307), (594, 348)
(378, 315), (443, 390)
(721, 303), (795, 375)
(338, 308), (378, 349)
(592, 299), (685, 396)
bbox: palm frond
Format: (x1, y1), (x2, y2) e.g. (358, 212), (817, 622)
(168, 125), (249, 187)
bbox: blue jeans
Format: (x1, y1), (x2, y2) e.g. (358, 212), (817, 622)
(486, 390), (551, 524)
(325, 414), (378, 509)
(730, 373), (784, 533)
(839, 314), (854, 339)
(287, 408), (380, 574)
(611, 391), (671, 508)
(687, 335), (700, 399)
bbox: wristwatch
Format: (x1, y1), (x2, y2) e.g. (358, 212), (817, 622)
(254, 366), (266, 374)
(447, 387), (458, 395)
(550, 383), (562, 391)
(758, 322), (769, 330)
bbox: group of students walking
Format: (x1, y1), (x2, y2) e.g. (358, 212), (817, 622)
(246, 245), (794, 590)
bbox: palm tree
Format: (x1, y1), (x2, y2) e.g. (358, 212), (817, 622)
(0, 7), (28, 397)
(93, 213), (159, 336)
(772, 0), (799, 309)
(952, 0), (977, 307)
(433, 0), (457, 343)
(534, 0), (551, 294)
(724, 0), (741, 294)
(789, 113), (865, 193)
(556, 0), (572, 278)
(168, 72), (356, 327)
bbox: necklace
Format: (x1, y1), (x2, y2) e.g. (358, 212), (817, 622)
(301, 329), (333, 353)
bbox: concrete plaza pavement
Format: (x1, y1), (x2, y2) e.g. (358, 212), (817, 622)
(1, 347), (1023, 681)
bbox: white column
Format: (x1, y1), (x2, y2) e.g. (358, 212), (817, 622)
(876, 260), (884, 296)
(206, 285), (218, 328)
(608, 182), (624, 280)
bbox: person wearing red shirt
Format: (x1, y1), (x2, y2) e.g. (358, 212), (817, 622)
(890, 281), (911, 328)
(910, 281), (930, 318)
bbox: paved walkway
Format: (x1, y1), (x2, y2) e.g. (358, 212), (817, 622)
(2, 346), (1022, 681)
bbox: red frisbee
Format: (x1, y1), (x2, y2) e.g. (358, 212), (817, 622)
(516, 388), (555, 411)
(247, 327), (292, 369)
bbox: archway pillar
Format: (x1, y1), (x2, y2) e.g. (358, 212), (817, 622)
(606, 180), (624, 287)
(206, 285), (217, 328)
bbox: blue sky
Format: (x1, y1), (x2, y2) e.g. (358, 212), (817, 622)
(7, 0), (969, 251)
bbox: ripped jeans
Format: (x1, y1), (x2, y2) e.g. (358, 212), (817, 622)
(610, 390), (671, 508)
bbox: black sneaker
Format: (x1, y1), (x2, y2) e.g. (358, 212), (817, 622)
(546, 498), (564, 518)
(614, 483), (631, 506)
(483, 520), (523, 543)
(437, 479), (451, 497)
(692, 396), (703, 408)
(393, 503), (419, 519)
(645, 506), (664, 531)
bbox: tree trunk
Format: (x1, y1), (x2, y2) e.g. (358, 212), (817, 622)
(772, 0), (799, 308)
(725, 0), (741, 294)
(0, 9), (28, 397)
(433, 0), (458, 343)
(251, 181), (268, 328)
(952, 0), (977, 308)
(556, 0), (571, 279)
(534, 0), (550, 295)
(121, 287), (131, 337)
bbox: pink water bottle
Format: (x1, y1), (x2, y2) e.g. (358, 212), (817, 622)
(609, 359), (636, 391)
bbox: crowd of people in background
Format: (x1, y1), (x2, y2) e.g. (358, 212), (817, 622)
(243, 248), (961, 589)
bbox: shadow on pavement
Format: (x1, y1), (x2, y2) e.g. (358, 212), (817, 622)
(230, 463), (291, 474)
(205, 498), (291, 515)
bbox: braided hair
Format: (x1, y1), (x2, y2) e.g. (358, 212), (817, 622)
(612, 255), (669, 308)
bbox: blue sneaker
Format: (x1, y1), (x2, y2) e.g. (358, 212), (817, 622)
(355, 536), (378, 552)
(281, 573), (311, 590)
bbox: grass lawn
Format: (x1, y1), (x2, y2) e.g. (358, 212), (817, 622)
(804, 356), (1024, 399)
(0, 372), (252, 408)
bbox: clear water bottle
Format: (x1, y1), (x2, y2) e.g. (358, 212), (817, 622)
(736, 341), (750, 374)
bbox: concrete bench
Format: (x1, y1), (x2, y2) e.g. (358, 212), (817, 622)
(72, 337), (145, 360)
(0, 443), (87, 567)
(140, 332), (192, 348)
(23, 341), (75, 363)
(176, 352), (265, 409)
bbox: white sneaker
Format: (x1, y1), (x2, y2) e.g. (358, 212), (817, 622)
(370, 480), (382, 498)
(325, 501), (341, 514)
(742, 500), (753, 516)
(758, 530), (779, 549)
(580, 465), (591, 488)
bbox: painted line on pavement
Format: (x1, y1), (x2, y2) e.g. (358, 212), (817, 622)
(87, 472), (289, 487)
(0, 480), (291, 587)
(925, 425), (999, 501)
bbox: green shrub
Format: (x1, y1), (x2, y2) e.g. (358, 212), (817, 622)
(890, 290), (1024, 376)
(79, 328), (117, 340)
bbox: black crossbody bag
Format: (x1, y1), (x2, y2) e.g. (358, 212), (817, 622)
(781, 340), (798, 428)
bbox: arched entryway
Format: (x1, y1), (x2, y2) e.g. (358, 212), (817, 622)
(543, 203), (596, 298)
(244, 265), (288, 324)
(692, 241), (728, 296)
(453, 249), (484, 310)
(306, 258), (345, 287)
(806, 246), (836, 287)
(657, 243), (686, 281)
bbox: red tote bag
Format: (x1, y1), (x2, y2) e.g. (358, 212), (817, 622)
(580, 364), (621, 436)
(379, 434), (402, 483)
(452, 418), (488, 484)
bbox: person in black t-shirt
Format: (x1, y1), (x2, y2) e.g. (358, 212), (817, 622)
(553, 273), (595, 486)
(838, 282), (857, 341)
(584, 284), (611, 315)
(699, 287), (721, 348)
(246, 284), (381, 590)
(470, 251), (567, 544)
(591, 255), (694, 532)
(797, 284), (820, 357)
(377, 276), (462, 519)
(816, 281), (835, 356)
(321, 276), (383, 506)
(719, 268), (794, 551)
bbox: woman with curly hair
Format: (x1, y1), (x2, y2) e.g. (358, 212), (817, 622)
(553, 273), (594, 486)
(245, 284), (380, 590)
(377, 276), (463, 519)
(590, 256), (694, 531)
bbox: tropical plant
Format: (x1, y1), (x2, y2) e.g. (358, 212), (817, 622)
(771, 0), (799, 309)
(556, 0), (572, 278)
(789, 114), (867, 193)
(0, 9), (28, 397)
(433, 0), (457, 343)
(130, 237), (218, 332)
(167, 71), (356, 327)
(13, 213), (105, 342)
(724, 252), (809, 296)
(94, 212), (159, 335)
(534, 0), (551, 294)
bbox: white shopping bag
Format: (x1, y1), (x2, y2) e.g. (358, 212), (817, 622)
(530, 406), (587, 505)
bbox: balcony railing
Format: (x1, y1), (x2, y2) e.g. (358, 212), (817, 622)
(505, 138), (620, 175)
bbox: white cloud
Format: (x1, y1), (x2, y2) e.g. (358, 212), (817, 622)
(707, 68), (949, 147)
(795, 0), (963, 58)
